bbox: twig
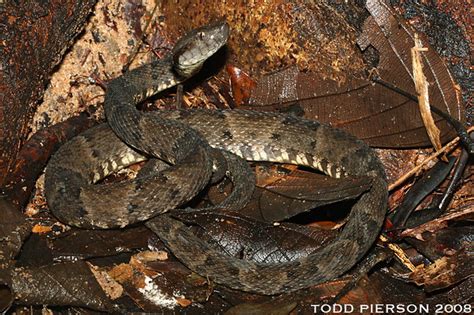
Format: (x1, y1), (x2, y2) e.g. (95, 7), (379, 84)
(411, 34), (443, 156)
(379, 234), (416, 271)
(389, 126), (474, 191)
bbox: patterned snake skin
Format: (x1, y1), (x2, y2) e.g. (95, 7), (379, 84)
(45, 21), (388, 294)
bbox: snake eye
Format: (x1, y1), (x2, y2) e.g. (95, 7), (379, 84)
(197, 31), (205, 40)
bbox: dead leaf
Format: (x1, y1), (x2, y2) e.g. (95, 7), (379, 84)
(227, 65), (256, 106)
(260, 166), (371, 203)
(400, 205), (474, 240)
(89, 262), (124, 300)
(9, 262), (115, 311)
(358, 0), (463, 144)
(31, 224), (52, 234)
(410, 250), (473, 292)
(49, 226), (151, 261)
(0, 199), (31, 269)
(173, 210), (337, 264)
(406, 226), (473, 261)
(209, 164), (371, 223)
(244, 0), (464, 148)
(105, 251), (212, 311)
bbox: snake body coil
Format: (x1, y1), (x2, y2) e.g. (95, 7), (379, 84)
(45, 21), (388, 294)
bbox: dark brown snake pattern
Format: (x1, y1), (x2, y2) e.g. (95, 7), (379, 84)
(45, 22), (388, 295)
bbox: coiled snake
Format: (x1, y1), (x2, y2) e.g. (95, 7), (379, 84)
(45, 21), (388, 295)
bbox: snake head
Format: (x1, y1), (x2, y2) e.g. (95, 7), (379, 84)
(172, 20), (229, 78)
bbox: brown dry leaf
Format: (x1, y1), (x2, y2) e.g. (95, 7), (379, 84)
(9, 262), (114, 311)
(108, 263), (134, 284)
(105, 251), (212, 311)
(358, 0), (463, 144)
(246, 65), (461, 148)
(89, 262), (124, 300)
(176, 297), (192, 307)
(406, 226), (473, 260)
(259, 166), (371, 203)
(410, 250), (473, 292)
(173, 210), (337, 264)
(107, 260), (183, 311)
(245, 0), (464, 148)
(257, 167), (371, 222)
(227, 65), (256, 106)
(208, 164), (371, 222)
(49, 226), (151, 261)
(130, 250), (169, 265)
(400, 205), (474, 240)
(0, 199), (32, 269)
(31, 224), (53, 234)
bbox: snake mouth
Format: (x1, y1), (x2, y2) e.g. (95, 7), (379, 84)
(213, 20), (230, 42)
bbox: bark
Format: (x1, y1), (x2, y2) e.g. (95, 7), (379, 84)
(0, 0), (97, 185)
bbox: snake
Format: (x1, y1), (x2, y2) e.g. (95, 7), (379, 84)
(44, 21), (388, 295)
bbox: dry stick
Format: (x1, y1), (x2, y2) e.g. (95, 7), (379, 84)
(411, 33), (443, 156)
(388, 125), (474, 192)
(379, 234), (416, 271)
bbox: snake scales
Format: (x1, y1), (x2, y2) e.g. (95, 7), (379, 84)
(44, 21), (388, 295)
